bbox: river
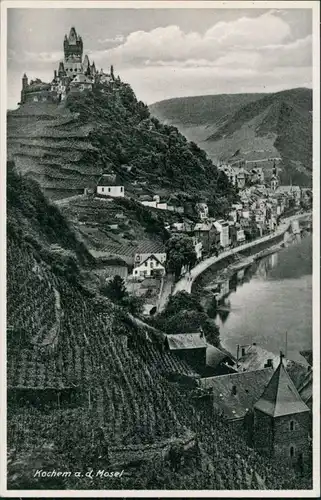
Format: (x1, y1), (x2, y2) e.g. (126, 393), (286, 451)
(208, 233), (312, 364)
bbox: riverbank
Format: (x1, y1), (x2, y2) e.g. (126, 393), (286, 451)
(171, 211), (311, 299)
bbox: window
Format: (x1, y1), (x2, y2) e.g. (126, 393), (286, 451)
(290, 421), (295, 431)
(101, 187), (104, 192)
(145, 262), (148, 267)
(120, 187), (123, 192)
(290, 446), (295, 458)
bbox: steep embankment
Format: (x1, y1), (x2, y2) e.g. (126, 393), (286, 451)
(7, 78), (236, 205)
(150, 88), (312, 186)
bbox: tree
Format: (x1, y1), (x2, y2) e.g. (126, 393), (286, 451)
(165, 291), (204, 316)
(121, 295), (144, 316)
(165, 235), (197, 279)
(101, 275), (127, 302)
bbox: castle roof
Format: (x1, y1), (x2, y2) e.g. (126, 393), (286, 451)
(83, 54), (90, 71)
(97, 173), (121, 187)
(254, 356), (310, 418)
(67, 26), (81, 44)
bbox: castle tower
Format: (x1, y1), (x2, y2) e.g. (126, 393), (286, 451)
(63, 27), (84, 78)
(253, 353), (311, 469)
(20, 73), (28, 104)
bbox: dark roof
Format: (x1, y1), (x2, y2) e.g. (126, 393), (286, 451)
(166, 333), (207, 351)
(139, 254), (164, 267)
(298, 370), (312, 405)
(200, 368), (273, 420)
(254, 359), (310, 417)
(97, 174), (122, 187)
(238, 344), (309, 389)
(206, 346), (234, 369)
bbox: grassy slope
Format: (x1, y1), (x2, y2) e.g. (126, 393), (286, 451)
(150, 88), (312, 186)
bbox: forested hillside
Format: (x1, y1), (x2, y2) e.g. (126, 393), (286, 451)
(7, 164), (311, 490)
(7, 77), (237, 207)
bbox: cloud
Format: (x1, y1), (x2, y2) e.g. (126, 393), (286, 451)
(100, 12), (294, 67)
(98, 34), (125, 45)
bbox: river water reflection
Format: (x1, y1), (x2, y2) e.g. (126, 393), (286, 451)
(208, 233), (312, 364)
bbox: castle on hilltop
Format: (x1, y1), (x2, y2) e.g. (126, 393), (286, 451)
(20, 27), (114, 105)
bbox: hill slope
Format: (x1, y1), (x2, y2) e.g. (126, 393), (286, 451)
(7, 78), (236, 205)
(7, 165), (310, 490)
(150, 88), (312, 186)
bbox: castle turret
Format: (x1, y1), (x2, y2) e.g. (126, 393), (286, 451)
(83, 54), (90, 72)
(20, 73), (28, 104)
(58, 62), (66, 78)
(90, 61), (97, 77)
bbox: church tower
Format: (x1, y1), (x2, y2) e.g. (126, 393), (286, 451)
(271, 162), (279, 191)
(253, 353), (311, 469)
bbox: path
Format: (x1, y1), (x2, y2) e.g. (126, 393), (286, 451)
(54, 193), (86, 207)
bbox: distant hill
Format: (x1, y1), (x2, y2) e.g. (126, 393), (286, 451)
(150, 88), (312, 186)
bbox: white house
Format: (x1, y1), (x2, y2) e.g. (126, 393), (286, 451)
(134, 250), (166, 267)
(157, 202), (168, 211)
(141, 200), (157, 208)
(97, 173), (124, 198)
(132, 255), (166, 278)
(214, 220), (230, 248)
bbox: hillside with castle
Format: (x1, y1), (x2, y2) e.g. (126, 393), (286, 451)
(20, 27), (114, 105)
(7, 24), (313, 492)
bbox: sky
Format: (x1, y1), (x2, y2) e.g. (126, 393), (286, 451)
(7, 7), (313, 109)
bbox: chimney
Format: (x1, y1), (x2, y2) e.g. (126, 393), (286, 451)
(264, 359), (273, 368)
(232, 385), (237, 396)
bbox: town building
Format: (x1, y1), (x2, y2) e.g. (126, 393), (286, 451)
(96, 173), (124, 198)
(199, 368), (274, 431)
(134, 243), (166, 268)
(132, 254), (166, 279)
(193, 222), (220, 253)
(214, 220), (230, 249)
(165, 332), (207, 373)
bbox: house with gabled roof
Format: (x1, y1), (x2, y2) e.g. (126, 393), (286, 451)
(97, 173), (124, 198)
(165, 332), (207, 373)
(132, 254), (165, 279)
